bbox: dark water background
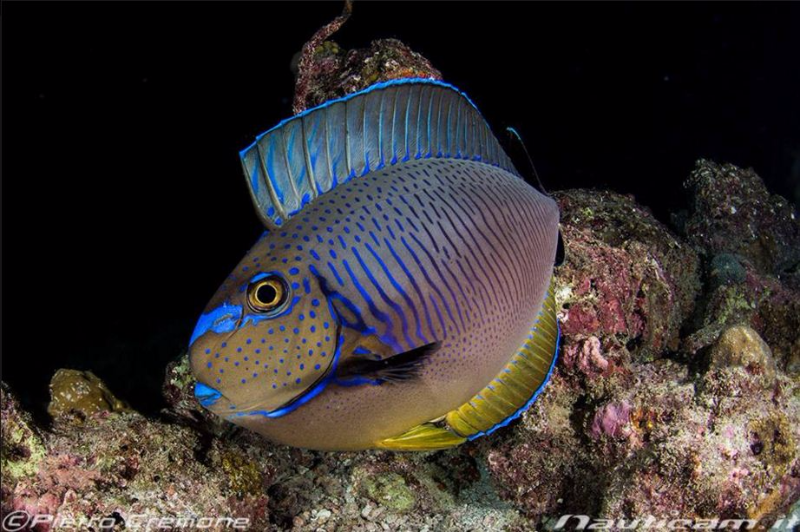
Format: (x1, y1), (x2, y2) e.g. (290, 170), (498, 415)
(4, 2), (800, 417)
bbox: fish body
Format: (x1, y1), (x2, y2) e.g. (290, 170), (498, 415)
(189, 80), (560, 451)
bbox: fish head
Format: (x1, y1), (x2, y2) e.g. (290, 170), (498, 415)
(188, 235), (338, 418)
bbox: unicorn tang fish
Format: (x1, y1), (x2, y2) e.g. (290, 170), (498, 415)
(189, 79), (561, 451)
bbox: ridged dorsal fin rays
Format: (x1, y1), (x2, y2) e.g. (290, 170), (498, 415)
(239, 78), (520, 230)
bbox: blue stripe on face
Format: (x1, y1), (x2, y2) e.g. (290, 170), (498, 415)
(194, 382), (222, 407)
(189, 303), (243, 346)
(240, 295), (300, 328)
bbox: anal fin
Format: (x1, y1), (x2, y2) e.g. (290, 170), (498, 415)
(375, 423), (467, 451)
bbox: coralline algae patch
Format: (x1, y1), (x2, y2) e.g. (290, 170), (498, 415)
(552, 188), (700, 375)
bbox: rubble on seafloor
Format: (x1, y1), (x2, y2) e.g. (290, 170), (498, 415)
(3, 11), (800, 532)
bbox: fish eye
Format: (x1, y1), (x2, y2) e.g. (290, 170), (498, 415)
(247, 275), (288, 313)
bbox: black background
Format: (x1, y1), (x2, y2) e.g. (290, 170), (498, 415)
(4, 2), (800, 416)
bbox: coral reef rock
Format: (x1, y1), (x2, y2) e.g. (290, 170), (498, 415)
(3, 380), (273, 531)
(47, 369), (131, 422)
(553, 189), (701, 369)
(291, 4), (441, 114)
(682, 159), (800, 277)
(679, 161), (800, 364)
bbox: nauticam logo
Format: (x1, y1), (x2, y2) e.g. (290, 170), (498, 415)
(552, 514), (800, 530)
(1, 511), (251, 531)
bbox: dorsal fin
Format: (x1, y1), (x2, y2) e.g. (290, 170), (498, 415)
(239, 78), (520, 229)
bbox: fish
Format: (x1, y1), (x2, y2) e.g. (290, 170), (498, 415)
(189, 78), (561, 451)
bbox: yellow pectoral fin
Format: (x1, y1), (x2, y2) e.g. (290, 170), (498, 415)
(375, 280), (560, 451)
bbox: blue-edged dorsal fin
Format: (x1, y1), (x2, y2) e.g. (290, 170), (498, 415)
(240, 78), (519, 230)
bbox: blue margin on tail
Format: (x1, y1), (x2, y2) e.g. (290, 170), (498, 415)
(466, 319), (561, 440)
(239, 78), (481, 158)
